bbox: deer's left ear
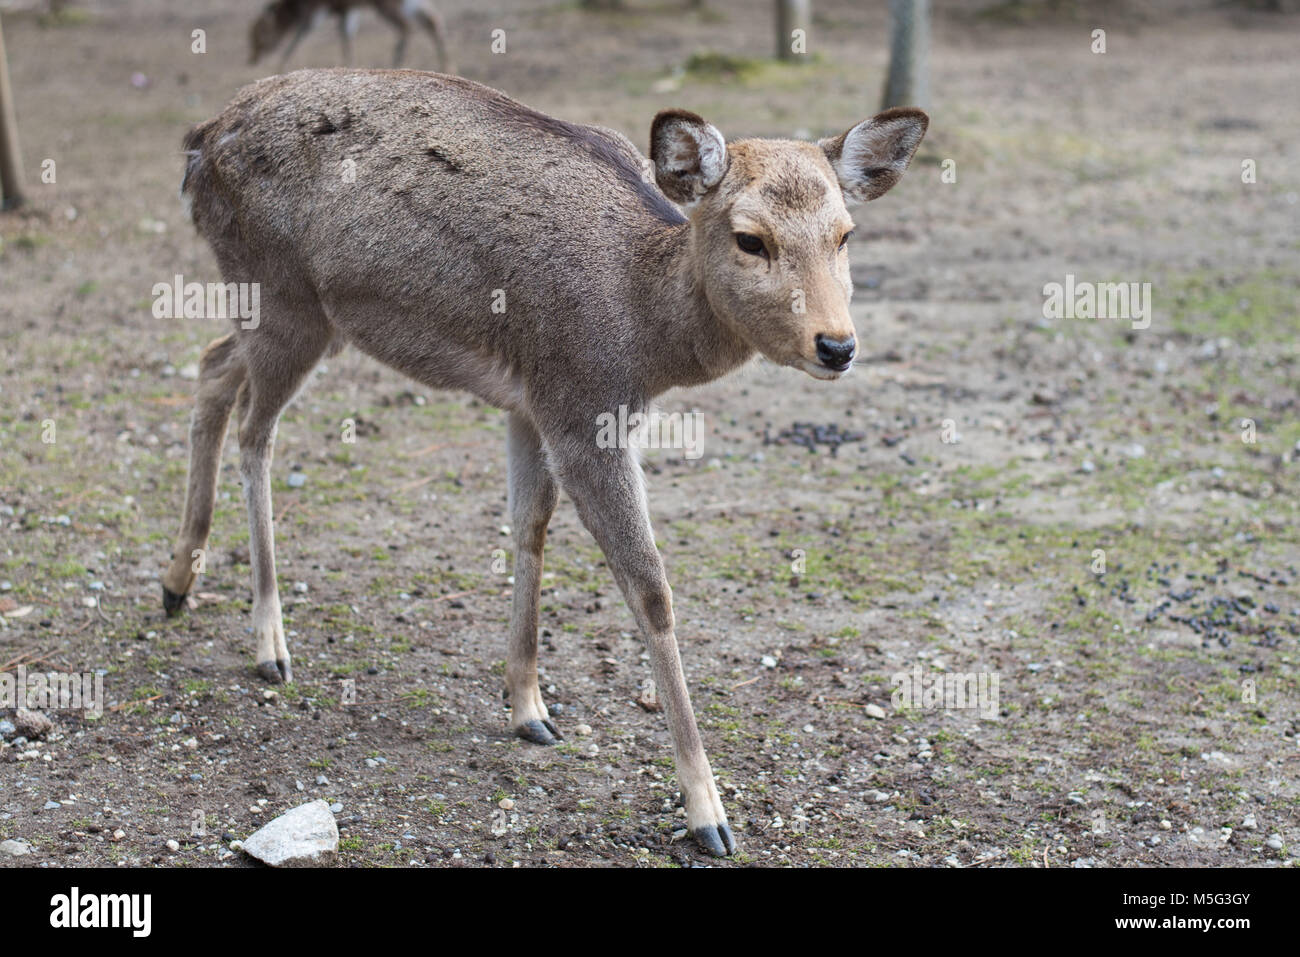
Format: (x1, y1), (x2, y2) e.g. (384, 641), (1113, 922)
(819, 108), (928, 204)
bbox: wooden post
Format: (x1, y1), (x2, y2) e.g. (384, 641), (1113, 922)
(775, 0), (811, 63)
(0, 13), (24, 210)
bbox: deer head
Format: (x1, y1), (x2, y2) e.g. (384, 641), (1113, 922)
(651, 107), (928, 379)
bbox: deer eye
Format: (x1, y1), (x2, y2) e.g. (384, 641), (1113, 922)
(735, 233), (766, 257)
(839, 229), (855, 250)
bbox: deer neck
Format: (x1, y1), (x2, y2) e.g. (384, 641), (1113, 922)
(631, 221), (755, 398)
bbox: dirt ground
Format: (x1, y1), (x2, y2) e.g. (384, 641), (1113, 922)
(1, 0), (1297, 868)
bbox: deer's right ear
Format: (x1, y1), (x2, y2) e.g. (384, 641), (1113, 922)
(650, 110), (728, 207)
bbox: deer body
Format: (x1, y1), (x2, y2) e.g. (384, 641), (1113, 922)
(164, 69), (927, 856)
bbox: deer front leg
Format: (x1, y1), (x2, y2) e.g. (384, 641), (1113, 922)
(551, 441), (735, 857)
(505, 412), (561, 744)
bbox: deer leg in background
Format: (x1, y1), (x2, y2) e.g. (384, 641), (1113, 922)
(337, 9), (361, 65)
(412, 6), (452, 73)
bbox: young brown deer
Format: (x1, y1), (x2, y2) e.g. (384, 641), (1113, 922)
(249, 0), (451, 72)
(162, 69), (927, 856)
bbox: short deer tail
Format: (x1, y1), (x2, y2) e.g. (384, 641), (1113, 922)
(180, 122), (211, 196)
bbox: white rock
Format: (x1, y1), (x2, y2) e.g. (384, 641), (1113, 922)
(241, 800), (339, 867)
(864, 704), (887, 720)
(166, 839), (180, 852)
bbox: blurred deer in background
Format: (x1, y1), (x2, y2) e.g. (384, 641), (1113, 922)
(249, 0), (451, 71)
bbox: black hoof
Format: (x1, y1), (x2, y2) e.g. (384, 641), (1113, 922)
(691, 822), (737, 857)
(277, 658), (293, 684)
(515, 718), (562, 746)
(257, 660), (286, 685)
(162, 586), (188, 617)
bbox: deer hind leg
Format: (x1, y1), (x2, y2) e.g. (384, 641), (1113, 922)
(162, 333), (246, 615)
(504, 412), (561, 744)
(549, 437), (735, 857)
(234, 318), (333, 684)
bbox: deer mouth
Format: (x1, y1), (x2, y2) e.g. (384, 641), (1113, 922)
(797, 357), (852, 380)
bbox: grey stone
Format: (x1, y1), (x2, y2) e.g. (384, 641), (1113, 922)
(241, 800), (338, 867)
(14, 708), (54, 739)
(0, 839), (31, 857)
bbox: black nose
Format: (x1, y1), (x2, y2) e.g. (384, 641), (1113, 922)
(815, 334), (856, 369)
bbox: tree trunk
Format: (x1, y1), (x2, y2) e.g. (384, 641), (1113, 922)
(0, 14), (25, 210)
(775, 0), (811, 62)
(882, 0), (930, 109)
